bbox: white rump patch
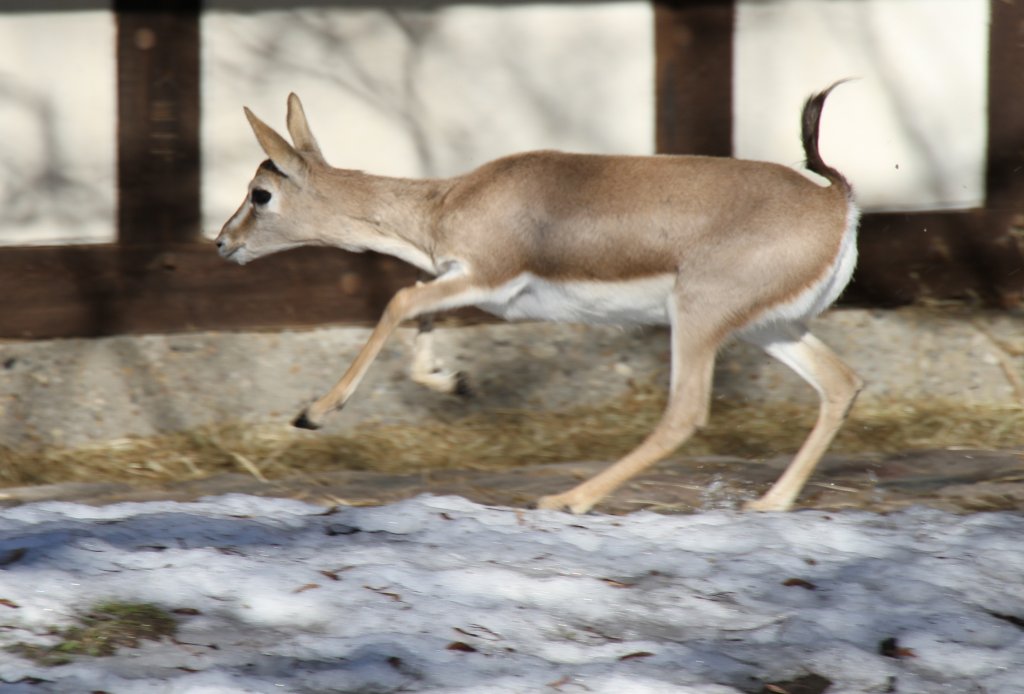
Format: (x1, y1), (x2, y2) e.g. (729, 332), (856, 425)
(743, 200), (860, 339)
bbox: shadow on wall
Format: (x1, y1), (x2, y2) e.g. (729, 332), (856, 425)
(0, 323), (678, 450)
(202, 0), (648, 223)
(0, 77), (113, 246)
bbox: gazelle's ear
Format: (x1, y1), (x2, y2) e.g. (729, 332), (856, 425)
(286, 93), (326, 165)
(244, 106), (307, 179)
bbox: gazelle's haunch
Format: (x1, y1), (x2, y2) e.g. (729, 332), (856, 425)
(216, 83), (863, 514)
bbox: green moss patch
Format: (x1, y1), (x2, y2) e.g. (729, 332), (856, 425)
(7, 601), (177, 665)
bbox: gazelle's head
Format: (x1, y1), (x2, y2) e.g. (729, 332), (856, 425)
(216, 94), (337, 265)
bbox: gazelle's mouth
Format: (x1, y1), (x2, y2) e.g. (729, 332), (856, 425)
(217, 242), (249, 265)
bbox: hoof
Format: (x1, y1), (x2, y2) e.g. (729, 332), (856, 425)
(453, 371), (472, 397)
(412, 368), (470, 397)
(742, 497), (790, 513)
(535, 493), (594, 515)
(291, 410), (322, 430)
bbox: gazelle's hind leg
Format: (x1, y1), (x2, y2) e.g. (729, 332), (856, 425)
(744, 327), (863, 512)
(410, 313), (470, 396)
(536, 294), (719, 514)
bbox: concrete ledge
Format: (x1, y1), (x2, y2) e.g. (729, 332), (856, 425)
(1, 308), (1021, 450)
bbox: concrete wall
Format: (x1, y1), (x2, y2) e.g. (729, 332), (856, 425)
(2, 309), (1022, 450)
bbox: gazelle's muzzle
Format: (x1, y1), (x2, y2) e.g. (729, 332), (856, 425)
(215, 236), (250, 265)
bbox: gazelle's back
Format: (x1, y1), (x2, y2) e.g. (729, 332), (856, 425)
(442, 151), (851, 289)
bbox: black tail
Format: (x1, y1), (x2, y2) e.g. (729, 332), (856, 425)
(801, 80), (852, 193)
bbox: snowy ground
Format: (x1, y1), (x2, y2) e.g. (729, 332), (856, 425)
(1, 494), (1022, 693)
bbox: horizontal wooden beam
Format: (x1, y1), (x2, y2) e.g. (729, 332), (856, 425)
(2, 210), (1011, 340)
(848, 210), (997, 306)
(0, 243), (420, 339)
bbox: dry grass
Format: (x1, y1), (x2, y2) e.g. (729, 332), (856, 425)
(1, 394), (1021, 489)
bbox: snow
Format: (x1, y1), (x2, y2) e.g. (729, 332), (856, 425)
(1, 494), (1023, 693)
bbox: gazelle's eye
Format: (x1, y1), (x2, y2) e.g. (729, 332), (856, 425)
(251, 188), (272, 205)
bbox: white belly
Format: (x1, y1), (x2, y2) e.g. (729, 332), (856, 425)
(477, 273), (676, 325)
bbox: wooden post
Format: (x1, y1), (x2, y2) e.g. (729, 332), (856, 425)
(981, 0), (1024, 307)
(115, 0), (201, 245)
(654, 1), (734, 157)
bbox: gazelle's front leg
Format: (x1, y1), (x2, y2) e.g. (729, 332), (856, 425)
(294, 274), (479, 429)
(410, 311), (471, 396)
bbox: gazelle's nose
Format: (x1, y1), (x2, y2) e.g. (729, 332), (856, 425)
(215, 236), (235, 260)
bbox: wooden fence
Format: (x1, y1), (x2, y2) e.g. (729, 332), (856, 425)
(1, 0), (1022, 339)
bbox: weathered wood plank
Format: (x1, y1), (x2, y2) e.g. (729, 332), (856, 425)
(115, 0), (201, 245)
(979, 0), (1024, 307)
(848, 211), (990, 306)
(654, 0), (734, 157)
(0, 244), (419, 338)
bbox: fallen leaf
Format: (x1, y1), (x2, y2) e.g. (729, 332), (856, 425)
(619, 651), (655, 661)
(879, 636), (916, 659)
(761, 673), (832, 694)
(0, 548), (26, 567)
(600, 578), (636, 589)
(171, 607), (201, 616)
(216, 547), (245, 557)
(364, 585), (403, 602)
(454, 624), (501, 641)
(446, 641), (478, 652)
(782, 578), (817, 590)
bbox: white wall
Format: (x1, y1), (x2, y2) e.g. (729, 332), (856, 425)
(0, 8), (117, 246)
(0, 1), (994, 246)
(201, 2), (655, 236)
(734, 0), (989, 212)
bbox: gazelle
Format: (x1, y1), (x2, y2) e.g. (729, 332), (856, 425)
(216, 84), (863, 514)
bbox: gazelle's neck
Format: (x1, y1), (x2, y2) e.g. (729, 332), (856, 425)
(322, 168), (451, 273)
